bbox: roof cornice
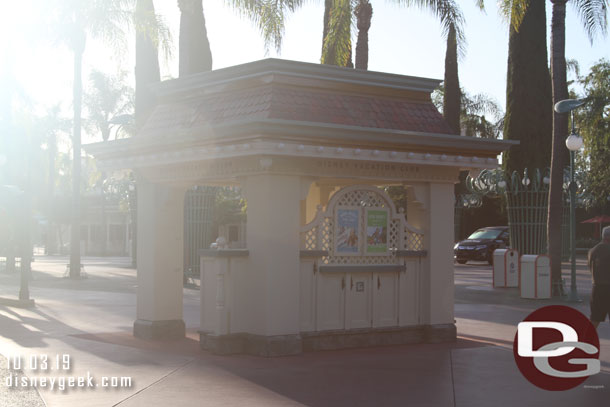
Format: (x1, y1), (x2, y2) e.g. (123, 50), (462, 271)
(154, 58), (442, 100)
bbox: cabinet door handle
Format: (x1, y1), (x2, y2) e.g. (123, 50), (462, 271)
(341, 277), (345, 290)
(377, 276), (381, 290)
(350, 276), (354, 290)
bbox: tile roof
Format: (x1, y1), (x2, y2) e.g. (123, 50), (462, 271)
(141, 85), (454, 138)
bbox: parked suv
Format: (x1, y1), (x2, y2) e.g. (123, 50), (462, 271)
(454, 226), (509, 265)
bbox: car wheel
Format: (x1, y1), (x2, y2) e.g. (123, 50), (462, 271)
(487, 254), (494, 266)
(457, 259), (467, 264)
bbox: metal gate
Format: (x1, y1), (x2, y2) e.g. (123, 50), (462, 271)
(184, 186), (216, 278)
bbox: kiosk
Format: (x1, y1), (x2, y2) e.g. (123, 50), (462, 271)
(86, 59), (515, 355)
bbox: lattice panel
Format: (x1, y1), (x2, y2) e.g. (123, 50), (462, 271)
(301, 186), (425, 263)
(336, 190), (388, 208)
(404, 227), (424, 251)
(304, 226), (317, 250)
(320, 218), (332, 251)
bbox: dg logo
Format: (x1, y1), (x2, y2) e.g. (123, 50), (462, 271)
(513, 305), (600, 391)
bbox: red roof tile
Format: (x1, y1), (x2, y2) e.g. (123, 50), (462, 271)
(141, 85), (454, 137)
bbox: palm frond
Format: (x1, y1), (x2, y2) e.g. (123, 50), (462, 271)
(135, 0), (173, 62)
(227, 0), (306, 53)
(497, 0), (529, 32)
(571, 0), (608, 44)
(390, 0), (467, 56)
(321, 0), (353, 65)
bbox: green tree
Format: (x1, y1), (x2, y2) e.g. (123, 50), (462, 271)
(433, 85), (504, 138)
(574, 60), (610, 210)
(84, 70), (134, 142)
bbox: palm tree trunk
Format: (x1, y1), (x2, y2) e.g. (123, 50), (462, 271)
(355, 0), (372, 70)
(503, 0), (552, 174)
(135, 0), (161, 130)
(548, 0), (569, 295)
(178, 0), (212, 76)
(46, 133), (58, 255)
(70, 43), (84, 279)
(443, 25), (461, 134)
(322, 0), (331, 55)
(100, 171), (107, 256)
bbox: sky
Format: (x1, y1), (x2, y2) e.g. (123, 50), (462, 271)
(1, 0), (609, 144)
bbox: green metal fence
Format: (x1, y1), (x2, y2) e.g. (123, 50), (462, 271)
(183, 187), (217, 278)
(465, 168), (572, 256)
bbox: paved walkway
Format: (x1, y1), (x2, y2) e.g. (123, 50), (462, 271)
(0, 256), (608, 406)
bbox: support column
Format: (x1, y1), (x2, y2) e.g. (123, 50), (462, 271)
(133, 177), (186, 340)
(427, 182), (455, 326)
(408, 182), (456, 342)
(242, 173), (302, 355)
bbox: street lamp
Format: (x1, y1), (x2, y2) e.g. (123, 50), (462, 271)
(554, 98), (586, 302)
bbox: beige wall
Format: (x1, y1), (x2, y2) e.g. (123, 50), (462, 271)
(136, 178), (185, 323)
(243, 174), (302, 336)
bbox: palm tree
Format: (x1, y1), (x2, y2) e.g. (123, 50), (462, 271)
(391, 1), (477, 134)
(321, 0), (354, 66)
(85, 70), (134, 142)
(178, 0), (213, 75)
(443, 23), (461, 133)
(135, 0), (169, 129)
(502, 0), (553, 174)
(354, 0), (373, 69)
(45, 0), (133, 278)
(84, 70), (134, 256)
(547, 0), (607, 292)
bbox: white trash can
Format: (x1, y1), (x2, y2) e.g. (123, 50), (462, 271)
(520, 254), (551, 299)
(493, 249), (519, 288)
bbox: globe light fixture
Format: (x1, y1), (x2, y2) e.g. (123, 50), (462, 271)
(565, 134), (584, 151)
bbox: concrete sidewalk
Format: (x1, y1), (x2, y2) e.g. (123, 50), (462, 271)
(0, 256), (608, 406)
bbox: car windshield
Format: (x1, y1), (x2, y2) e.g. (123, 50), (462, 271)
(467, 229), (502, 240)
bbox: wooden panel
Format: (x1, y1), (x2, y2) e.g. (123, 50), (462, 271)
(345, 272), (372, 329)
(299, 260), (316, 332)
(399, 259), (419, 326)
(373, 272), (398, 328)
(316, 272), (345, 331)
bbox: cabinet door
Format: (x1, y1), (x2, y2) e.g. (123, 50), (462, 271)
(373, 272), (398, 328)
(316, 273), (346, 331)
(345, 272), (372, 329)
(399, 259), (419, 326)
(299, 260), (316, 332)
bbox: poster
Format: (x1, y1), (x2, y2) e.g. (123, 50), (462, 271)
(366, 209), (388, 254)
(335, 208), (360, 255)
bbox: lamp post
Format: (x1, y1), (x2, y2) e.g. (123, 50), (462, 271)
(554, 98), (586, 302)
